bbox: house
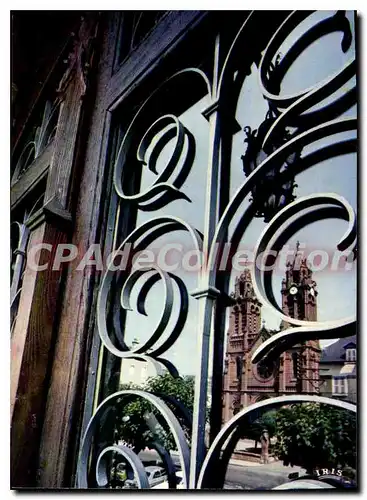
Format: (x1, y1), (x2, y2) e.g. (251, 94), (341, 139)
(119, 339), (165, 387)
(320, 335), (357, 403)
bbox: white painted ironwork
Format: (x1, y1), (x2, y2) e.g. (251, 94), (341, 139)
(77, 10), (357, 489)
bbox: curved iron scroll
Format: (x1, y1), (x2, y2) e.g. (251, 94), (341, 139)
(197, 395), (356, 489)
(77, 390), (191, 488)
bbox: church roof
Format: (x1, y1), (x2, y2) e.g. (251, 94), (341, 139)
(320, 335), (357, 363)
(258, 326), (278, 341)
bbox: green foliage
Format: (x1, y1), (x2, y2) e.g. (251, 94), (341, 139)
(115, 373), (195, 452)
(146, 373), (195, 410)
(273, 403), (356, 472)
(244, 410), (277, 445)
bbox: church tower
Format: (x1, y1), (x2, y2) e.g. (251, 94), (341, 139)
(281, 243), (317, 323)
(222, 270), (262, 422)
(279, 244), (321, 394)
(222, 246), (321, 423)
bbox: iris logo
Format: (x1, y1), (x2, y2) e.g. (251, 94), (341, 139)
(314, 468), (343, 477)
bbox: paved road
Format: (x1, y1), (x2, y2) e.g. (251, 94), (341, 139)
(224, 462), (305, 490)
(138, 450), (305, 490)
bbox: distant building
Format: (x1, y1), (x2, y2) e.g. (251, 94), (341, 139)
(320, 335), (357, 403)
(222, 251), (321, 423)
(119, 339), (165, 387)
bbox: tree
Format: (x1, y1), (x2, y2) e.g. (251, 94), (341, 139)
(273, 403), (356, 473)
(244, 410), (277, 449)
(115, 373), (195, 452)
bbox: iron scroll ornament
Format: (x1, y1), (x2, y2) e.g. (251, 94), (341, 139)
(203, 10), (356, 288)
(197, 395), (356, 489)
(11, 100), (60, 185)
(95, 445), (150, 488)
(206, 117), (356, 286)
(252, 192), (356, 327)
(249, 192), (356, 363)
(258, 10), (353, 114)
(77, 390), (191, 489)
(203, 11), (355, 486)
(113, 69), (211, 211)
(11, 193), (46, 332)
(119, 114), (194, 210)
(96, 215), (202, 368)
(78, 11), (356, 489)
(241, 111), (299, 223)
(240, 10), (354, 222)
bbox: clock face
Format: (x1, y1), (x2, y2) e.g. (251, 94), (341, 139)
(289, 285), (298, 295)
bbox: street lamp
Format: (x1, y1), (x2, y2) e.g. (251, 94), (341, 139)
(241, 110), (300, 223)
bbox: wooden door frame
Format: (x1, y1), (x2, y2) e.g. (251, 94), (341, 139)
(34, 11), (209, 488)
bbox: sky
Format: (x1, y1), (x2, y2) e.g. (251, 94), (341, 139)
(115, 11), (356, 378)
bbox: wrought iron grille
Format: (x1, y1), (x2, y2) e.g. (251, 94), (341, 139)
(77, 10), (356, 489)
(11, 99), (60, 185)
(10, 189), (46, 333)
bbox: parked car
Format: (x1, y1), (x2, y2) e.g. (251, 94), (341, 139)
(273, 479), (335, 490)
(145, 466), (168, 487)
(124, 466), (167, 489)
(123, 479), (137, 489)
(152, 470), (184, 489)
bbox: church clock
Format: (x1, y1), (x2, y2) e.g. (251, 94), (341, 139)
(289, 284), (298, 296)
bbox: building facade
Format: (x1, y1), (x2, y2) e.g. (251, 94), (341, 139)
(222, 257), (321, 423)
(119, 340), (165, 387)
(320, 335), (357, 404)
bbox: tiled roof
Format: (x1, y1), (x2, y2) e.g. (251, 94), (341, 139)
(321, 335), (357, 363)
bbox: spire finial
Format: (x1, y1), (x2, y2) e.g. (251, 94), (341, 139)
(292, 240), (300, 266)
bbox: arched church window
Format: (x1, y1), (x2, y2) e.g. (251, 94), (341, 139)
(257, 359), (276, 380)
(236, 356), (243, 379)
(292, 352), (299, 378)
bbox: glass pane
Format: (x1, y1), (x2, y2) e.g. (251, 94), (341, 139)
(80, 10), (357, 490)
(220, 10), (357, 489)
(83, 69), (212, 488)
(118, 11), (168, 64)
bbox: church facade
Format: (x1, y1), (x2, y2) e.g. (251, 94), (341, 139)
(222, 255), (321, 423)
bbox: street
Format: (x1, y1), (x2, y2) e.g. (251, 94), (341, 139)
(224, 461), (305, 490)
(138, 450), (305, 490)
